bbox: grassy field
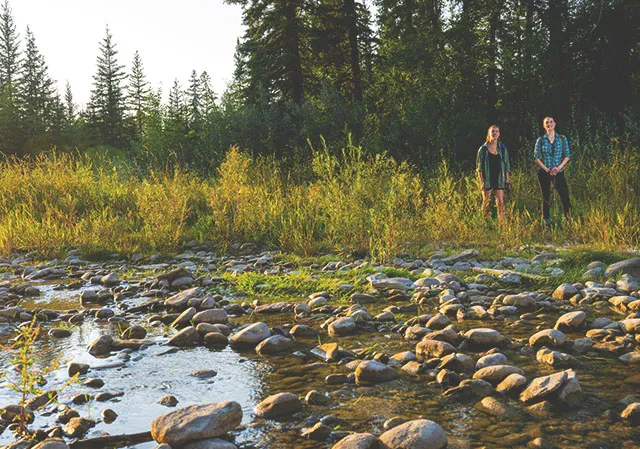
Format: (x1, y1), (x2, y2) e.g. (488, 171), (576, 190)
(0, 143), (638, 260)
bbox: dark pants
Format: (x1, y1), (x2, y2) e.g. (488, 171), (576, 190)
(537, 169), (572, 220)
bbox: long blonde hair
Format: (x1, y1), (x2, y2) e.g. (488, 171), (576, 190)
(486, 125), (500, 143)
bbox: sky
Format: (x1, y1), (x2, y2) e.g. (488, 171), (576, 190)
(10, 0), (245, 107)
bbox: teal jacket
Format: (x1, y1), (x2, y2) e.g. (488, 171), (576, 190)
(476, 142), (510, 190)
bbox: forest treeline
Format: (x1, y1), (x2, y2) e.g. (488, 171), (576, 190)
(0, 0), (638, 171)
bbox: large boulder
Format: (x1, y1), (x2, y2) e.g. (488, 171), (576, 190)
(519, 371), (568, 404)
(378, 419), (447, 449)
(605, 258), (640, 279)
(151, 401), (242, 446)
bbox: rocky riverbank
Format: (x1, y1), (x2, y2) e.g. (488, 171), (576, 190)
(1, 247), (639, 449)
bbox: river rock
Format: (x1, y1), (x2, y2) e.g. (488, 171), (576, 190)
(302, 422), (332, 441)
(426, 314), (449, 330)
(311, 343), (353, 362)
(355, 360), (398, 384)
(256, 335), (294, 355)
(49, 328), (72, 339)
(254, 392), (302, 418)
(331, 433), (379, 449)
(620, 319), (640, 334)
(193, 309), (228, 325)
(230, 322), (271, 346)
(32, 439), (69, 449)
(476, 353), (507, 369)
(496, 373), (527, 395)
(415, 339), (455, 358)
(556, 370), (583, 407)
(121, 324), (147, 340)
(151, 401), (242, 445)
(168, 326), (199, 346)
(503, 293), (536, 308)
(620, 402), (640, 425)
(529, 329), (566, 347)
(476, 396), (522, 420)
(554, 311), (586, 332)
(290, 324), (319, 339)
(165, 287), (203, 309)
(88, 335), (114, 356)
(328, 317), (357, 336)
(171, 307), (197, 328)
(204, 332), (228, 346)
(68, 362), (89, 377)
(378, 419), (447, 449)
(63, 417), (96, 438)
(617, 274), (640, 294)
(536, 348), (578, 368)
(473, 365), (525, 384)
(619, 352), (640, 364)
(605, 258), (640, 279)
(439, 353), (475, 373)
(464, 328), (505, 347)
(552, 283), (579, 300)
(519, 370), (568, 404)
(350, 293), (378, 304)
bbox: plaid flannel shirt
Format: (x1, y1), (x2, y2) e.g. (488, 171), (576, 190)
(534, 134), (571, 172)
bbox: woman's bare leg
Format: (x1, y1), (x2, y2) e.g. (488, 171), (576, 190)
(495, 189), (505, 224)
(482, 190), (493, 220)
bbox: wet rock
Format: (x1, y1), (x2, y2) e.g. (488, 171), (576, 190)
(503, 293), (536, 308)
(620, 319), (640, 334)
(32, 439), (69, 449)
(83, 377), (104, 388)
(305, 390), (328, 405)
(191, 370), (218, 380)
(171, 307), (197, 328)
(619, 352), (640, 364)
(302, 422), (332, 441)
(88, 335), (114, 356)
(439, 353), (474, 373)
(529, 329), (566, 347)
(312, 343), (353, 362)
(426, 314), (449, 330)
(378, 419), (447, 449)
(204, 332), (228, 346)
(519, 370), (568, 404)
(55, 407), (79, 424)
(230, 322), (271, 346)
(384, 417), (406, 430)
(254, 392), (302, 418)
(496, 373), (527, 395)
(476, 396), (522, 420)
(121, 324), (147, 340)
(158, 395), (179, 407)
(49, 328), (72, 339)
(556, 370), (583, 408)
(528, 437), (556, 449)
(151, 401), (242, 445)
(415, 339), (455, 358)
(620, 402), (640, 425)
(165, 287), (203, 309)
(67, 362), (89, 377)
(328, 317), (357, 337)
(355, 360), (399, 384)
(473, 364), (525, 384)
(102, 408), (118, 423)
(192, 309), (228, 325)
(331, 433), (379, 449)
(536, 349), (578, 368)
(617, 274), (640, 294)
(100, 273), (119, 286)
(554, 311), (586, 332)
(63, 417), (96, 438)
(168, 326), (199, 346)
(256, 335), (294, 355)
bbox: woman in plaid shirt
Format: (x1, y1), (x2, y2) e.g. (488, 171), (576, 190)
(534, 116), (572, 227)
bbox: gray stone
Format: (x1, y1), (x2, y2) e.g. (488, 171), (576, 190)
(415, 339), (455, 358)
(355, 360), (398, 384)
(476, 353), (507, 369)
(496, 373), (527, 395)
(150, 401), (242, 445)
(32, 439), (70, 449)
(605, 258), (640, 279)
(552, 283), (579, 300)
(519, 371), (568, 404)
(254, 392), (302, 418)
(620, 402), (640, 425)
(529, 329), (566, 347)
(476, 396), (522, 420)
(331, 433), (379, 449)
(473, 365), (525, 385)
(256, 335), (294, 355)
(168, 326), (199, 346)
(554, 311), (586, 332)
(378, 419), (447, 449)
(464, 328), (505, 347)
(182, 439), (238, 449)
(88, 335), (114, 356)
(290, 324), (319, 339)
(193, 309), (228, 325)
(328, 317), (357, 337)
(230, 322), (271, 346)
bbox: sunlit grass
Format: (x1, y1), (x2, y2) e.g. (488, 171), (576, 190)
(0, 144), (638, 259)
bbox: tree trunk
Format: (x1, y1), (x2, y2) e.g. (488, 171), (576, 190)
(343, 0), (362, 102)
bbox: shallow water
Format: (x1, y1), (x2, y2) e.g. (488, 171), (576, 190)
(1, 293), (639, 449)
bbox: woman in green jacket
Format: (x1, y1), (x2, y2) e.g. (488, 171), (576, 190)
(476, 125), (511, 223)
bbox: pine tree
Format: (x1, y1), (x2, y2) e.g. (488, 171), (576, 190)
(127, 50), (150, 139)
(0, 0), (19, 88)
(88, 26), (128, 147)
(64, 81), (75, 122)
(16, 27), (55, 139)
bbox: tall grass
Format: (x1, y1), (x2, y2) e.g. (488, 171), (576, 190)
(0, 144), (638, 260)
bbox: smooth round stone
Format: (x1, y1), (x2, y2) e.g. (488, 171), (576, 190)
(529, 329), (566, 347)
(464, 328), (505, 347)
(554, 311), (586, 331)
(473, 365), (525, 385)
(378, 419), (447, 449)
(255, 393), (302, 418)
(476, 353), (507, 370)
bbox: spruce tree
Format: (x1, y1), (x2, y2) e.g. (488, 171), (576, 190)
(16, 27), (55, 140)
(88, 26), (128, 147)
(127, 50), (150, 139)
(63, 81), (75, 123)
(0, 0), (19, 88)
